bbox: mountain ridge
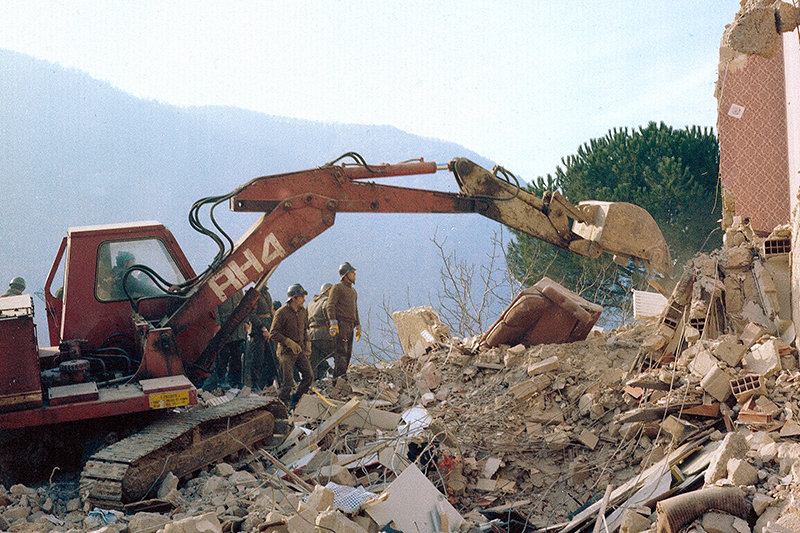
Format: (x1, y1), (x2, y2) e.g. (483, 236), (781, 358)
(0, 48), (513, 355)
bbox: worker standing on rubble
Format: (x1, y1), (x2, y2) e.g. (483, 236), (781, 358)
(270, 283), (313, 410)
(327, 262), (361, 380)
(244, 286), (279, 392)
(206, 289), (247, 390)
(1, 277), (25, 297)
(307, 282), (334, 380)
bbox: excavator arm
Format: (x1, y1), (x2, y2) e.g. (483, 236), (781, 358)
(226, 156), (671, 274)
(161, 155), (671, 366)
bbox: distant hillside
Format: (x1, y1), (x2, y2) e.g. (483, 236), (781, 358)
(0, 49), (515, 357)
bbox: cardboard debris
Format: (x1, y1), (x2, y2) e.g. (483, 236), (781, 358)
(365, 463), (463, 532)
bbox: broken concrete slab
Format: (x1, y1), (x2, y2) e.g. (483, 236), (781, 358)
(392, 306), (449, 356)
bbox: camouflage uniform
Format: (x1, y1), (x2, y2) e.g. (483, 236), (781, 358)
(244, 287), (279, 390)
(208, 290), (247, 389)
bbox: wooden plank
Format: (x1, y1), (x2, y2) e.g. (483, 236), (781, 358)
(281, 398), (361, 465)
(559, 434), (708, 533)
(339, 439), (394, 468)
(259, 450), (314, 493)
(294, 394), (401, 431)
(592, 485), (613, 533)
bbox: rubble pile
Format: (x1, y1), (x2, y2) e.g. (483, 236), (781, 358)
(3, 224), (800, 533)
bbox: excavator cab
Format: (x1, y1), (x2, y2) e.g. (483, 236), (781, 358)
(44, 222), (198, 351)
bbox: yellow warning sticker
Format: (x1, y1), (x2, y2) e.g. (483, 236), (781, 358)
(149, 390), (190, 410)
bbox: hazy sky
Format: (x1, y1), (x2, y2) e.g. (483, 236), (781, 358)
(1, 1), (741, 182)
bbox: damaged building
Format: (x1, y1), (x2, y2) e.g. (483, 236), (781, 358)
(5, 2), (800, 533)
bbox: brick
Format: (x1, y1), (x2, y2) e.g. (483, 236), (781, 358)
(730, 374), (765, 403)
(578, 429), (599, 450)
(315, 510), (370, 533)
(510, 380), (538, 402)
(318, 465), (356, 487)
(738, 397), (773, 424)
(483, 457), (502, 478)
(737, 410), (773, 424)
(531, 374), (552, 392)
(527, 356), (560, 377)
(475, 478), (497, 491)
(728, 457), (758, 486)
(713, 337), (748, 366)
(726, 246), (753, 268)
(700, 364), (732, 402)
(620, 509), (651, 533)
(683, 402), (720, 417)
(497, 478), (516, 493)
(303, 485), (334, 513)
(702, 512), (743, 533)
(739, 322), (767, 348)
(286, 508), (318, 533)
(752, 492), (774, 515)
(661, 415), (697, 444)
(755, 396), (781, 417)
(689, 350), (721, 378)
(545, 430), (569, 450)
(162, 513), (222, 533)
(625, 385), (644, 399)
(570, 463), (591, 486)
(743, 340), (782, 377)
(780, 420), (800, 437)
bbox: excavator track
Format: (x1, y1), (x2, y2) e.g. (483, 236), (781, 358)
(79, 396), (286, 509)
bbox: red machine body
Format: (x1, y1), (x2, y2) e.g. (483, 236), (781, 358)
(0, 222), (201, 429)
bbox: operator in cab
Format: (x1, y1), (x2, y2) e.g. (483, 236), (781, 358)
(269, 283), (313, 411)
(110, 251), (160, 300)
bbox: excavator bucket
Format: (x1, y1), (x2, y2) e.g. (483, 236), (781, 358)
(449, 158), (672, 278)
(571, 201), (673, 278)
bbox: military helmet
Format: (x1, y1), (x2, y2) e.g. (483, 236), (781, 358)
(9, 277), (25, 290)
(287, 283), (307, 299)
(338, 262), (356, 277)
(320, 282), (333, 294)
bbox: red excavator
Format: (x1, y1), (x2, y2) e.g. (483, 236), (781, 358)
(0, 154), (671, 507)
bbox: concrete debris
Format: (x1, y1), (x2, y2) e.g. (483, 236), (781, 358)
(5, 236), (800, 533)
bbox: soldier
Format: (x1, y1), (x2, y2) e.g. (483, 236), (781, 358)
(269, 283), (312, 410)
(327, 262), (361, 380)
(109, 251), (159, 300)
(206, 289), (247, 390)
(1, 277), (26, 297)
(307, 283), (334, 380)
(244, 286), (279, 392)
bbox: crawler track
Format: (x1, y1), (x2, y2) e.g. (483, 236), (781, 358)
(80, 396), (286, 508)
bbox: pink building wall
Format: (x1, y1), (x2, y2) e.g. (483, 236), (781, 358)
(717, 39), (790, 236)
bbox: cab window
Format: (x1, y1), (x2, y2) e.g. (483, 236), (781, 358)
(96, 238), (187, 302)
